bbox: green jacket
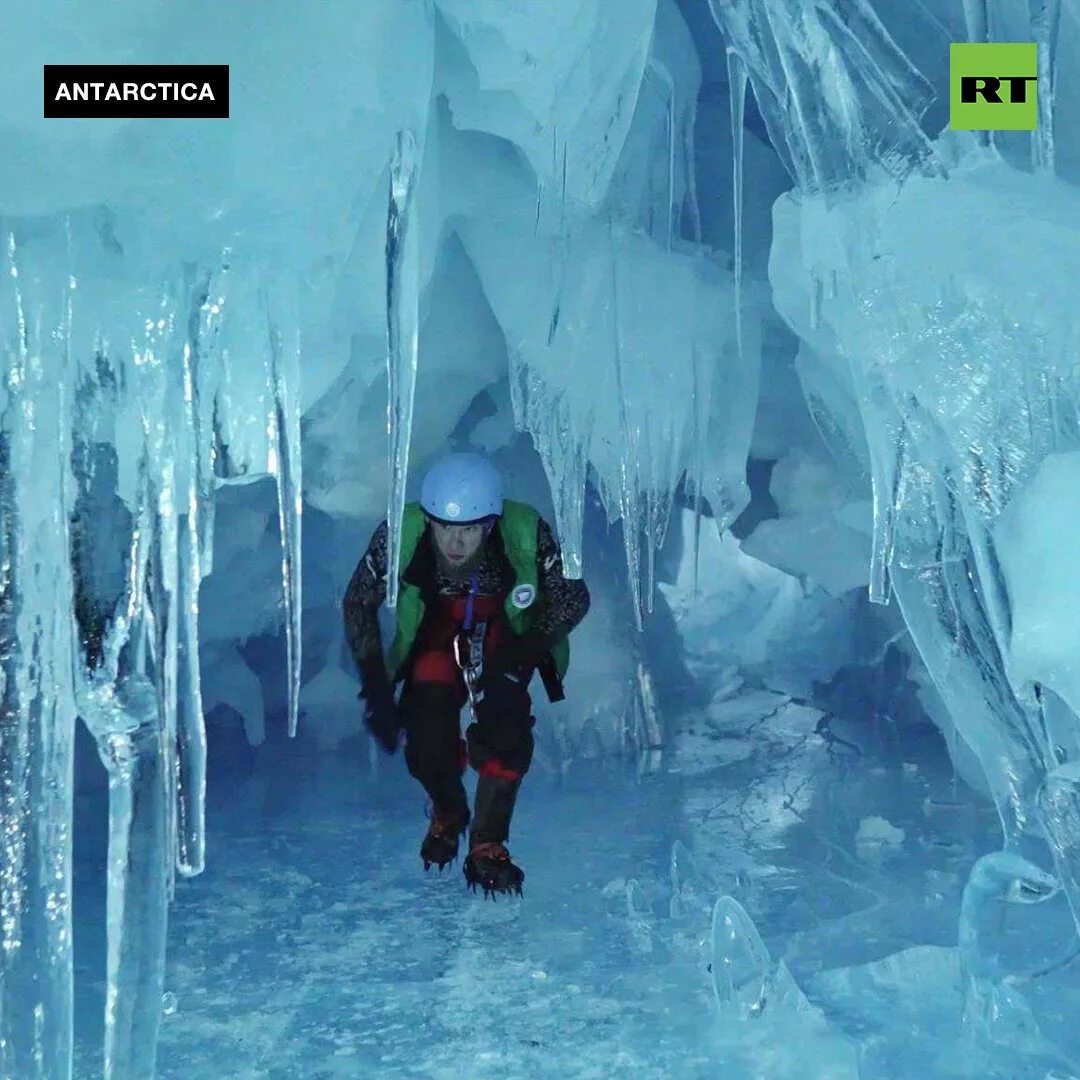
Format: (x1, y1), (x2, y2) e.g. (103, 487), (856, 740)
(386, 500), (571, 693)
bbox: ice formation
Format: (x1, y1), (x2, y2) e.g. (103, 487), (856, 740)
(3, 0), (1080, 1076)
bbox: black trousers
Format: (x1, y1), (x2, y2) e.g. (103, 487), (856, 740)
(399, 676), (535, 821)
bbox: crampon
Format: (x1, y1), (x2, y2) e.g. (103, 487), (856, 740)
(463, 841), (524, 898)
(421, 814), (465, 872)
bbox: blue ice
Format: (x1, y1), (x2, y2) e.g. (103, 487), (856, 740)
(3, 1), (1080, 1077)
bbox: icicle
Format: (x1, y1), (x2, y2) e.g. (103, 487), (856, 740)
(384, 129), (421, 609)
(101, 679), (169, 1080)
(962, 0), (990, 44)
(850, 354), (905, 607)
(646, 59), (676, 251)
(546, 141), (570, 346)
(962, 0), (994, 150)
(145, 314), (182, 906)
(645, 496), (657, 615)
(75, 442), (169, 1080)
(665, 82), (675, 251)
(866, 419), (906, 605)
(0, 233), (78, 1080)
(689, 343), (708, 597)
(1029, 0), (1060, 173)
(679, 51), (703, 245)
(190, 250), (232, 577)
(607, 222), (644, 631)
(506, 355), (588, 579)
(174, 504), (205, 876)
(727, 48), (748, 361)
(265, 300), (303, 739)
(636, 661), (663, 748)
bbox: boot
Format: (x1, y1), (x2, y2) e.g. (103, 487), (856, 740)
(421, 807), (468, 871)
(463, 775), (524, 897)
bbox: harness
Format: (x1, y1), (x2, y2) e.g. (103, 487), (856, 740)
(451, 569), (486, 716)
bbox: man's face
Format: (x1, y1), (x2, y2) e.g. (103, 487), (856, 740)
(429, 520), (486, 566)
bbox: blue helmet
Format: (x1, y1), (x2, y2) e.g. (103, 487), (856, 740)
(420, 452), (503, 524)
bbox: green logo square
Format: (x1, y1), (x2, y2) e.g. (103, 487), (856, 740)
(950, 42), (1037, 130)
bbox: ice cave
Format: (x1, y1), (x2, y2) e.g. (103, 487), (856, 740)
(3, 1), (1080, 1077)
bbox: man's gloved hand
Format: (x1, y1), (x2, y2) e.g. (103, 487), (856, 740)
(360, 660), (400, 754)
(475, 629), (553, 716)
(485, 629), (553, 682)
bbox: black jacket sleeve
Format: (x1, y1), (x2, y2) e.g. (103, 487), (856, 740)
(531, 517), (590, 642)
(343, 520), (389, 677)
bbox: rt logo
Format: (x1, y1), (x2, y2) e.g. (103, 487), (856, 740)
(950, 43), (1038, 130)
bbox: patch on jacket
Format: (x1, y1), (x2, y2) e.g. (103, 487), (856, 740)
(511, 583), (536, 609)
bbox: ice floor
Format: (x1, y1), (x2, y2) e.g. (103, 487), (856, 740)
(71, 692), (1080, 1079)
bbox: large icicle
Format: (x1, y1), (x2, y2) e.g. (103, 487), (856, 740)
(507, 354), (589, 580)
(189, 254), (232, 579)
(607, 220), (645, 630)
(459, 210), (744, 618)
(170, 267), (227, 873)
(727, 47), (748, 359)
(69, 265), (224, 1070)
(77, 430), (170, 1080)
(0, 234), (79, 1080)
(706, 0), (937, 193)
(265, 294), (303, 739)
(100, 678), (169, 1080)
(384, 129), (421, 609)
(174, 502), (206, 874)
(1030, 0), (1061, 173)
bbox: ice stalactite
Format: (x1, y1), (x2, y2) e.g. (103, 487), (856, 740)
(706, 0), (937, 194)
(171, 260), (234, 871)
(607, 222), (645, 631)
(1030, 0), (1061, 174)
(461, 206), (747, 619)
(0, 234), (79, 1080)
(189, 256), (232, 580)
(645, 59), (676, 252)
(100, 680), (169, 1080)
(687, 345), (708, 595)
(76, 261), (306, 1071)
(265, 292), (303, 739)
(175, 505), (206, 875)
(384, 129), (421, 609)
(507, 354), (589, 581)
(0, 213), (305, 1077)
(518, 134), (590, 582)
(727, 47), (747, 360)
(546, 134), (569, 349)
(73, 378), (176, 1080)
(80, 292), (192, 1079)
(961, 0), (992, 47)
(851, 372), (902, 608)
(961, 0), (994, 151)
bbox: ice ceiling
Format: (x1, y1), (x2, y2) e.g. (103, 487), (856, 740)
(4, 0), (1080, 1076)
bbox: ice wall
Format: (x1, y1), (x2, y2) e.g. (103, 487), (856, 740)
(1, 5), (434, 1075)
(706, 0), (1080, 1034)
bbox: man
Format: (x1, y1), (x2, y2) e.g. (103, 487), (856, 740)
(343, 452), (590, 897)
